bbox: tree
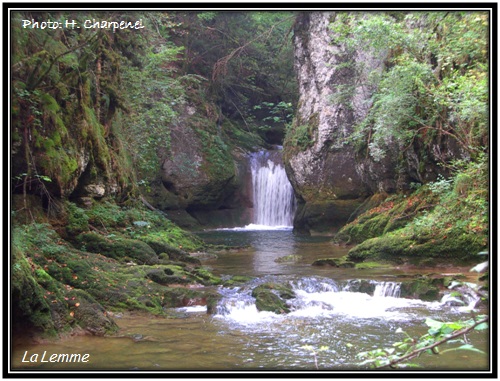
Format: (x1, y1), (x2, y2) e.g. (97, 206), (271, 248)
(330, 11), (489, 163)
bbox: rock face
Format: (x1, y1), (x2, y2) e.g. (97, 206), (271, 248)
(146, 103), (254, 228)
(284, 12), (383, 234)
(285, 12), (464, 234)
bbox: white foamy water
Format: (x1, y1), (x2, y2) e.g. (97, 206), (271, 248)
(250, 150), (296, 227)
(214, 277), (447, 326)
(175, 305), (208, 313)
(217, 224), (293, 231)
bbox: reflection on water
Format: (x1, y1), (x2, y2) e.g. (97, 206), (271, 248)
(198, 229), (350, 277)
(11, 230), (490, 372)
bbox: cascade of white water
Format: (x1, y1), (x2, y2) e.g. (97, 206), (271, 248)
(373, 282), (401, 298)
(213, 277), (444, 324)
(250, 150), (296, 227)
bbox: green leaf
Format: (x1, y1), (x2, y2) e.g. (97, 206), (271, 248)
(425, 318), (444, 330)
(474, 322), (489, 331)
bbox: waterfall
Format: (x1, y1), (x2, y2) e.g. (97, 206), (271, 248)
(373, 282), (401, 298)
(250, 149), (296, 227)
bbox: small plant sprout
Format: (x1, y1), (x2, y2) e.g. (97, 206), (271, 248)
(301, 345), (329, 370)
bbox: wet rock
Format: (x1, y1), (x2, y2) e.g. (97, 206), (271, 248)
(251, 283), (295, 314)
(399, 278), (440, 301)
(312, 258), (355, 268)
(84, 183), (106, 198)
(78, 233), (159, 265)
(73, 300), (117, 336)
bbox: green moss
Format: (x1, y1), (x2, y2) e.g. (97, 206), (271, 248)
(312, 257), (356, 268)
(354, 261), (392, 270)
(335, 190), (438, 245)
(222, 275), (254, 287)
(11, 201), (221, 337)
(196, 126), (235, 180)
(77, 233), (159, 265)
(347, 232), (414, 263)
(221, 119), (265, 151)
(400, 278), (440, 301)
(66, 202), (89, 236)
(251, 283), (294, 314)
(192, 267), (223, 285)
(284, 112), (318, 156)
(11, 245), (55, 334)
(275, 255), (303, 263)
(139, 229), (205, 255)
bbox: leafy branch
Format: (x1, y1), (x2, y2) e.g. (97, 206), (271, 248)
(211, 14), (296, 81)
(381, 316), (488, 369)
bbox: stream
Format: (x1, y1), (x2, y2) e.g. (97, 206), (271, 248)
(11, 228), (490, 372)
(11, 149), (490, 373)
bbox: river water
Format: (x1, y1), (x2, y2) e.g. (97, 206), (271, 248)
(11, 228), (490, 373)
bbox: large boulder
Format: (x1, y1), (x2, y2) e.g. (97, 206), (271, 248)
(285, 12), (465, 234)
(284, 12), (385, 234)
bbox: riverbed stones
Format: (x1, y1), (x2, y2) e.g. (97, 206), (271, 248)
(251, 283), (295, 314)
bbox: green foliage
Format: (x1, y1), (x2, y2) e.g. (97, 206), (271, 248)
(252, 101), (294, 135)
(357, 314), (488, 369)
(66, 202), (89, 236)
(11, 11), (140, 197)
(284, 121), (315, 152)
(183, 11), (298, 139)
(330, 11), (489, 162)
(356, 266), (488, 369)
(344, 151), (488, 264)
(120, 43), (188, 179)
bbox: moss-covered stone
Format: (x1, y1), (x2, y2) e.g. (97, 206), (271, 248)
(354, 262), (392, 270)
(347, 233), (415, 263)
(72, 295), (118, 336)
(400, 278), (440, 301)
(65, 202), (90, 236)
(222, 275), (254, 287)
(192, 267), (223, 285)
(347, 229), (486, 266)
(312, 257), (355, 268)
(77, 233), (159, 265)
(251, 283), (295, 314)
(334, 190), (439, 245)
(275, 255), (303, 263)
(162, 287), (220, 309)
(11, 246), (56, 336)
(139, 237), (201, 265)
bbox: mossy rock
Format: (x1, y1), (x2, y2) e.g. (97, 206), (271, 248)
(345, 279), (376, 295)
(334, 190), (439, 245)
(399, 278), (440, 301)
(11, 247), (56, 335)
(146, 268), (190, 286)
(162, 287), (220, 309)
(73, 298), (118, 336)
(347, 233), (415, 263)
(275, 255), (303, 263)
(65, 202), (90, 236)
(140, 237), (201, 265)
(354, 262), (392, 270)
(348, 229), (486, 266)
(222, 275), (254, 287)
(192, 267), (223, 286)
(312, 257), (356, 268)
(252, 289), (290, 314)
(251, 283), (295, 314)
(77, 233), (159, 265)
